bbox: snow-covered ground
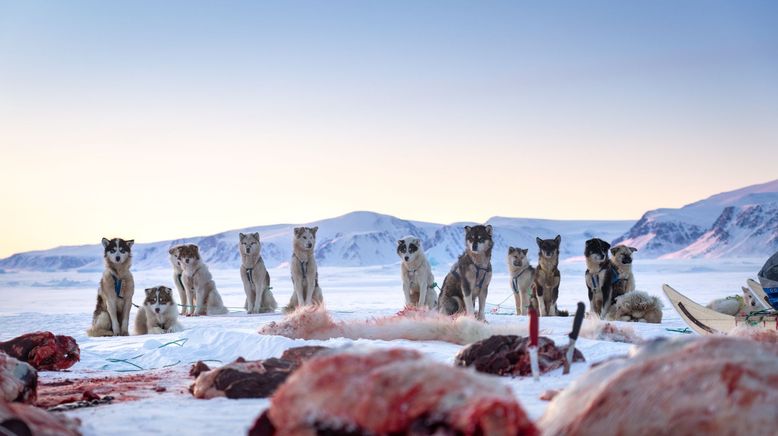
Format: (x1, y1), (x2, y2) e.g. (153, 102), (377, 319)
(0, 258), (765, 435)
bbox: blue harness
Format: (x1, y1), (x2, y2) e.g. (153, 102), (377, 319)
(111, 274), (123, 298)
(591, 266), (620, 289)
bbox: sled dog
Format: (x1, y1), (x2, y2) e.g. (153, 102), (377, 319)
(585, 238), (613, 318)
(396, 236), (437, 309)
(438, 225), (494, 320)
(87, 238), (135, 337)
(610, 245), (637, 299)
(707, 287), (760, 316)
(134, 286), (183, 334)
(239, 232), (277, 313)
(606, 290), (663, 323)
(175, 244), (228, 316)
(286, 226), (323, 311)
(533, 235), (561, 316)
(507, 247), (535, 315)
(169, 244), (187, 315)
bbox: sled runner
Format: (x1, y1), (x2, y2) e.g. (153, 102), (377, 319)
(663, 284), (778, 335)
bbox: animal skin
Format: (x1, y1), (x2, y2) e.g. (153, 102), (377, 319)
(250, 348), (538, 436)
(539, 336), (778, 435)
(0, 352), (37, 404)
(455, 335), (584, 377)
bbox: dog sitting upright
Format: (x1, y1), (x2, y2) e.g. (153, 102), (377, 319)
(507, 247), (535, 315)
(610, 245), (637, 300)
(176, 244), (228, 316)
(87, 238), (135, 337)
(239, 232), (277, 314)
(396, 236), (437, 309)
(533, 235), (561, 316)
(438, 225), (494, 320)
(169, 244), (187, 315)
(585, 238), (613, 318)
(134, 286), (183, 334)
(286, 226), (323, 311)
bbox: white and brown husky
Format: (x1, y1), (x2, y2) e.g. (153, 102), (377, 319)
(87, 238), (135, 337)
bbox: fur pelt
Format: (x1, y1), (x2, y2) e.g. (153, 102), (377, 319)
(259, 305), (528, 346)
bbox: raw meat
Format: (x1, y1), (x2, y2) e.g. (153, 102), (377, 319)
(0, 332), (80, 371)
(250, 348), (538, 435)
(455, 335), (584, 376)
(539, 336), (778, 435)
(0, 400), (81, 436)
(190, 346), (326, 399)
(0, 352), (37, 404)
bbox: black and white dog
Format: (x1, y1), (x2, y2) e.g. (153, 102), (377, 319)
(585, 238), (613, 317)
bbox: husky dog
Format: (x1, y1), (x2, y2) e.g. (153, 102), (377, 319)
(239, 232), (277, 314)
(396, 236), (437, 309)
(610, 245), (637, 299)
(606, 290), (663, 323)
(438, 225), (493, 320)
(168, 244), (188, 315)
(707, 287), (760, 316)
(585, 238), (613, 318)
(87, 238), (135, 337)
(533, 235), (561, 316)
(176, 244), (228, 316)
(507, 247), (536, 315)
(286, 226), (323, 311)
(134, 286), (183, 334)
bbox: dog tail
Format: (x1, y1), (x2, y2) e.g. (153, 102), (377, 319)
(86, 327), (114, 337)
(557, 309), (569, 317)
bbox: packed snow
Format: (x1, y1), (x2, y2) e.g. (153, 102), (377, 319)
(0, 258), (766, 435)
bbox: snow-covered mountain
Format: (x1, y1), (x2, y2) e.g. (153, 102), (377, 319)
(614, 179), (778, 258)
(0, 211), (631, 272)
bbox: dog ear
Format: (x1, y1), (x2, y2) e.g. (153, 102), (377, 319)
(521, 248), (528, 255)
(168, 246), (177, 255)
(536, 237), (542, 246)
(629, 247), (638, 253)
(102, 238), (110, 248)
(145, 288), (155, 296)
(412, 238), (421, 246)
(485, 225), (493, 236)
(126, 240), (134, 248)
(311, 226), (318, 236)
(610, 247), (618, 256)
(252, 232), (260, 239)
(239, 233), (245, 240)
(554, 235), (561, 244)
(464, 226), (471, 233)
(293, 227), (302, 237)
(508, 247), (516, 254)
(603, 241), (611, 251)
(397, 239), (404, 246)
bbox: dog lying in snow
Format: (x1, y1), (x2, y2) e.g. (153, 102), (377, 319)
(605, 290), (663, 323)
(706, 287), (760, 316)
(134, 286), (184, 335)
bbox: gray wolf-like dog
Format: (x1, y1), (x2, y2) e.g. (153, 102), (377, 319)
(239, 232), (277, 313)
(438, 225), (494, 320)
(533, 235), (561, 316)
(397, 236), (437, 309)
(286, 226), (323, 311)
(87, 237), (135, 337)
(134, 286), (183, 334)
(507, 247), (535, 315)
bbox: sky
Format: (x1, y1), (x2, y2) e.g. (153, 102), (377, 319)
(1, 1), (777, 258)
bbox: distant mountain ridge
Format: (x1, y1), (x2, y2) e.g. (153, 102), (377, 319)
(614, 179), (778, 259)
(0, 212), (631, 272)
(3, 179), (777, 272)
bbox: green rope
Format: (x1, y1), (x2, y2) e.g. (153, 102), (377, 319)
(665, 327), (693, 334)
(103, 337), (190, 372)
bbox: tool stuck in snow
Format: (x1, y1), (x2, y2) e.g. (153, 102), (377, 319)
(563, 302), (586, 375)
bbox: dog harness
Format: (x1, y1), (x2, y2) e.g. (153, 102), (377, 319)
(590, 266), (621, 289)
(110, 273), (123, 298)
(176, 273), (184, 292)
(510, 266), (532, 295)
(244, 257), (262, 286)
(474, 264), (491, 290)
(293, 254), (308, 281)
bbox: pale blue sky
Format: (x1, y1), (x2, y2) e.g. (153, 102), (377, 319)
(1, 1), (777, 256)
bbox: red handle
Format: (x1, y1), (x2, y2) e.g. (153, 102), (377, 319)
(529, 307), (539, 346)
